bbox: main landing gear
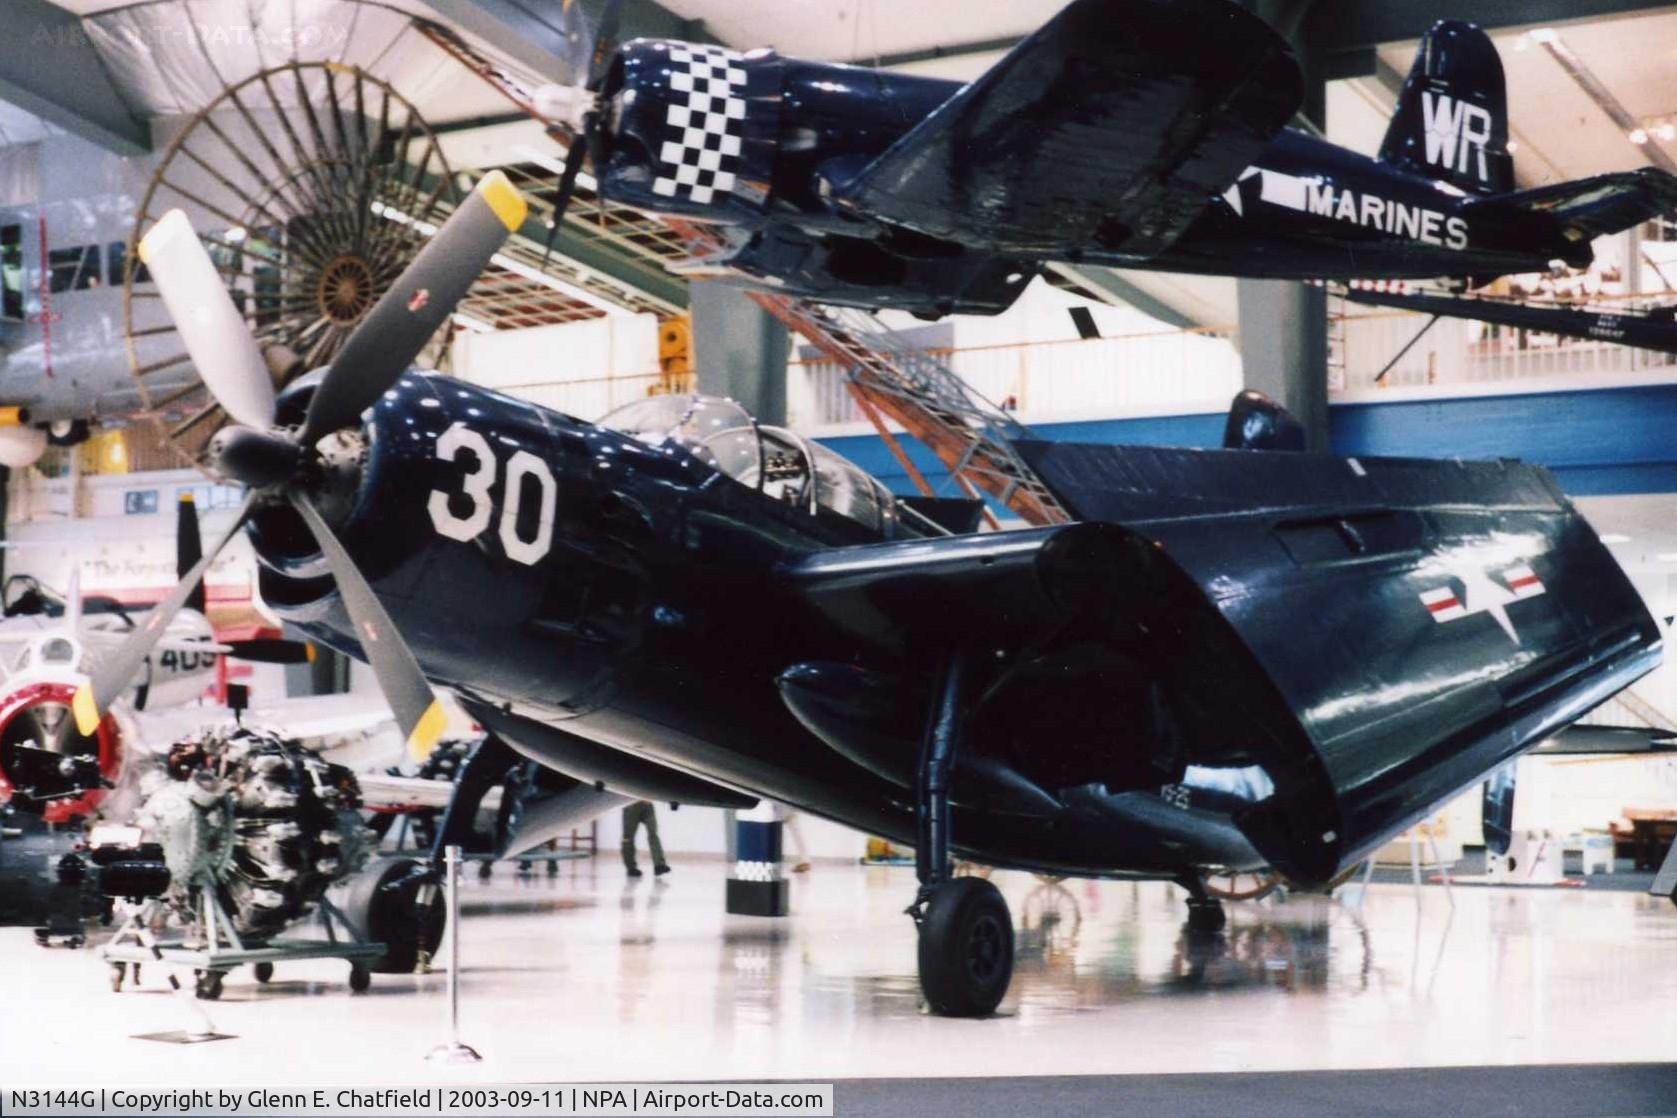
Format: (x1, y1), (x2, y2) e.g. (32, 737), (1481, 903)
(1179, 874), (1228, 935)
(906, 650), (1014, 1017)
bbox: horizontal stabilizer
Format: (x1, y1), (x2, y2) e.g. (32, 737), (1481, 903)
(1473, 168), (1677, 243)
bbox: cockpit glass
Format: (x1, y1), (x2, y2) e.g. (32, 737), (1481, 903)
(599, 394), (897, 533)
(40, 637), (77, 664)
(599, 394), (756, 473)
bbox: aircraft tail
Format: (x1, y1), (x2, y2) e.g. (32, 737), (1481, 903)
(1378, 20), (1515, 197)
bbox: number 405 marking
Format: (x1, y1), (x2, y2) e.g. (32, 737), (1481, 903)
(427, 422), (557, 566)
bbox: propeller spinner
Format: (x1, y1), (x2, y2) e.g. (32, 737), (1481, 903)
(73, 172), (530, 760)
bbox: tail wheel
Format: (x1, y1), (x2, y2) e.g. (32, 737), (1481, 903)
(1201, 870), (1283, 902)
(123, 62), (463, 470)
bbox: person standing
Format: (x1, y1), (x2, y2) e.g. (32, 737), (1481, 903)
(621, 800), (670, 877)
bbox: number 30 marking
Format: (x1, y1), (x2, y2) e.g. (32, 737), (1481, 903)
(427, 422), (557, 566)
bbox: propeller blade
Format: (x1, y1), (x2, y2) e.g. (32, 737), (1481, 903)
(138, 210), (276, 429)
(289, 492), (446, 760)
(540, 140), (590, 271)
(225, 638), (314, 665)
(177, 491), (206, 614)
(298, 171), (528, 446)
(73, 492), (259, 734)
(589, 0), (625, 89)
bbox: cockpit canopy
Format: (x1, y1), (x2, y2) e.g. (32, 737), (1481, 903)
(601, 394), (900, 535)
(12, 633), (87, 675)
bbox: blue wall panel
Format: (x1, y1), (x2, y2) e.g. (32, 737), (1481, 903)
(817, 383), (1677, 501)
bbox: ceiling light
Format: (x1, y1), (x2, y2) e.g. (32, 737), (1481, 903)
(1658, 552), (1677, 563)
(1600, 533), (1633, 544)
(1507, 140), (1520, 153)
(1659, 124), (1675, 142)
(1630, 128), (1650, 145)
(1529, 27), (1558, 44)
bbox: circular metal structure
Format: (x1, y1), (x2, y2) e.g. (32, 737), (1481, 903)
(1201, 870), (1283, 902)
(124, 62), (463, 467)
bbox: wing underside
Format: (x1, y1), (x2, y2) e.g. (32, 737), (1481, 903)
(832, 0), (1303, 258)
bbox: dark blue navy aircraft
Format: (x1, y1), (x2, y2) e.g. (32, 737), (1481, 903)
(532, 0), (1677, 317)
(80, 175), (1661, 1016)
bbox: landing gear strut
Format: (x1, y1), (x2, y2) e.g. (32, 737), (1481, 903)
(907, 650), (1013, 1017)
(1179, 874), (1227, 934)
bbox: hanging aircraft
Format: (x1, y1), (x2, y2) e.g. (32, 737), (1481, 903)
(0, 194), (159, 467)
(71, 171), (1661, 1015)
(1334, 281), (1677, 359)
(523, 0), (1677, 319)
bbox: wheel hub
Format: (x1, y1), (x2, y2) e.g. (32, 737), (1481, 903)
(316, 254), (377, 327)
(966, 914), (1004, 981)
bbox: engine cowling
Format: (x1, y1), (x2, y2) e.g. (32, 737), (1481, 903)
(0, 679), (121, 821)
(0, 424), (46, 469)
(598, 40), (784, 222)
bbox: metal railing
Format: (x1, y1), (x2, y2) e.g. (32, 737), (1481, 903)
(788, 325), (1242, 430)
(1336, 307), (1677, 394)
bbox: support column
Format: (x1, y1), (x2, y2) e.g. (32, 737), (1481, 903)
(1236, 281), (1329, 452)
(690, 280), (790, 424)
(1237, 0), (1329, 451)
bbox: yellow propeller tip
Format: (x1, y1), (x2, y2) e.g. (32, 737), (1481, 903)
(477, 170), (528, 233)
(406, 699), (448, 761)
(304, 643), (316, 664)
(71, 685), (101, 736)
(138, 209), (192, 267)
(178, 491), (195, 504)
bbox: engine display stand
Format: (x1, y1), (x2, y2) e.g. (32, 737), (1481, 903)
(102, 876), (387, 999)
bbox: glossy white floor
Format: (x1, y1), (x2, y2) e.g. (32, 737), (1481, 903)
(5, 858), (1676, 1085)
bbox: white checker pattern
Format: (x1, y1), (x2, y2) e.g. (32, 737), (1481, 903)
(653, 43), (748, 205)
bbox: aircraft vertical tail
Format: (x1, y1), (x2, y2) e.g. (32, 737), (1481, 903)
(1378, 20), (1515, 197)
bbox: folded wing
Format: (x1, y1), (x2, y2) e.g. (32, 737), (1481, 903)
(831, 0), (1302, 258)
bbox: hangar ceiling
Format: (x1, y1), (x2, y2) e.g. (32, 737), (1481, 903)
(0, 0), (1675, 332)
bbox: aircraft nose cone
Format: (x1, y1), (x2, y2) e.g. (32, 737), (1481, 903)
(208, 425), (303, 489)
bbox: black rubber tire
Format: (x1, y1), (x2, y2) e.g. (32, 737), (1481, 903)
(477, 861), (493, 880)
(252, 962), (274, 984)
(195, 970), (224, 1000)
(335, 858), (446, 974)
(1186, 898), (1227, 934)
(349, 963), (371, 993)
(46, 419), (89, 448)
(917, 877), (1014, 1017)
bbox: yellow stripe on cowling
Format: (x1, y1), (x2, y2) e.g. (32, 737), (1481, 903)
(138, 208), (191, 266)
(72, 684), (101, 736)
(477, 170), (528, 233)
(406, 699), (448, 761)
